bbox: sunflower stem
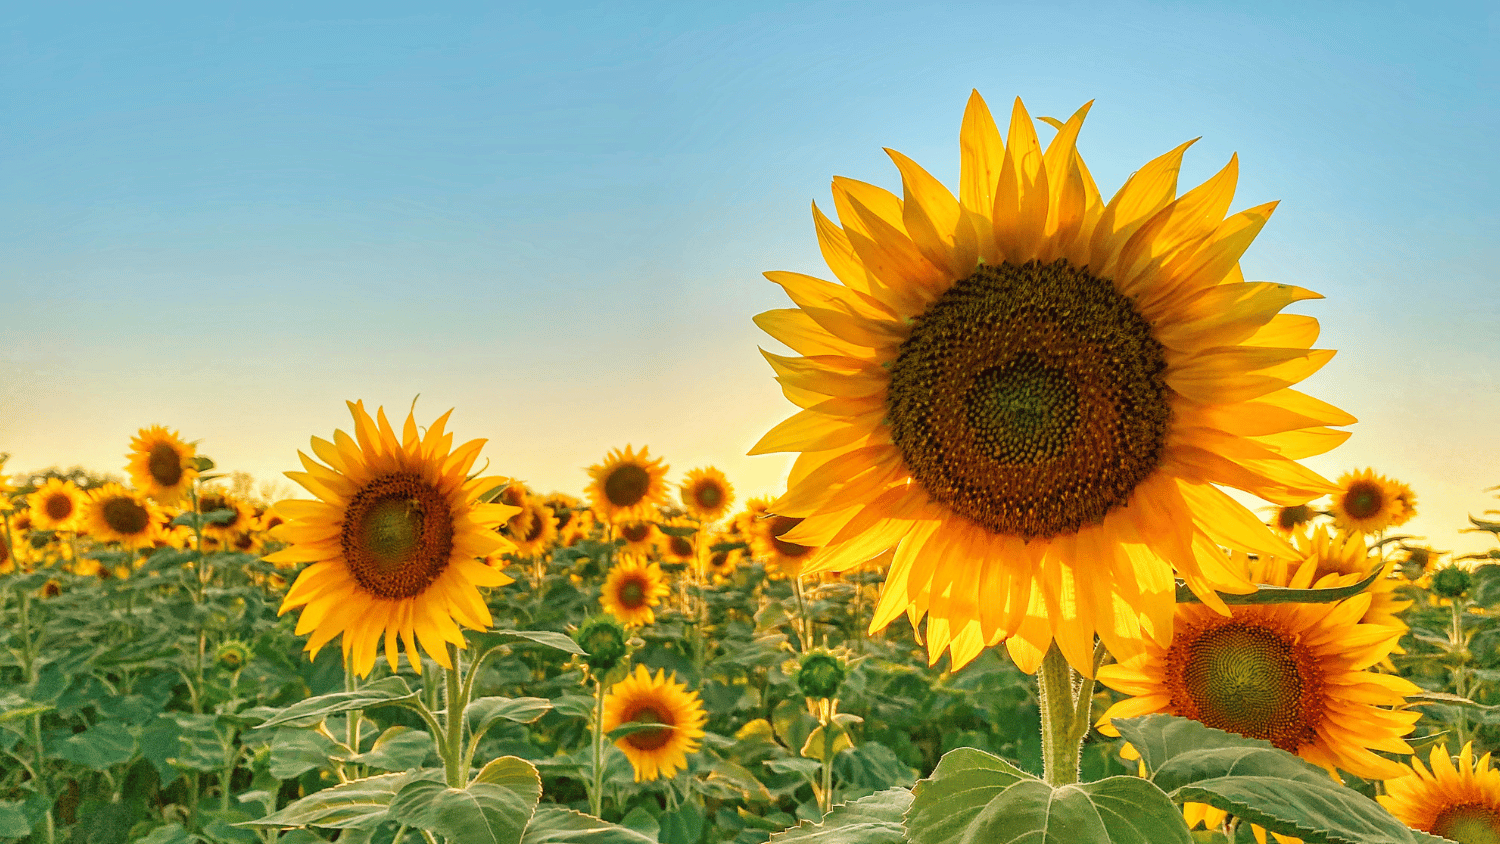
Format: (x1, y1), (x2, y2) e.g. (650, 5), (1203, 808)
(589, 674), (607, 818)
(345, 654), (362, 780)
(1038, 644), (1082, 787)
(792, 576), (811, 651)
(1451, 597), (1470, 747)
(443, 644), (466, 787)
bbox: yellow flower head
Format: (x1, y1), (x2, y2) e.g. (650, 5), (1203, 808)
(126, 426), (198, 505)
(656, 519), (698, 565)
(680, 467), (735, 522)
(747, 509), (818, 580)
(615, 520), (659, 560)
(602, 665), (708, 782)
(750, 92), (1349, 674)
(695, 532), (744, 582)
(586, 446), (668, 524)
(1380, 742), (1500, 841)
(503, 498), (557, 559)
(197, 490), (255, 541)
(81, 483), (160, 549)
(269, 401), (519, 677)
(27, 478), (86, 532)
(599, 557), (671, 627)
(1329, 469), (1407, 534)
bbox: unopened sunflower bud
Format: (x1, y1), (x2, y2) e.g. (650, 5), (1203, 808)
(1432, 565), (1473, 599)
(215, 639), (252, 672)
(576, 615), (628, 673)
(797, 651), (846, 700)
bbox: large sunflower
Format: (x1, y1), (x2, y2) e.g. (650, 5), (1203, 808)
(599, 558), (671, 627)
(81, 484), (160, 549)
(602, 664), (708, 782)
(750, 92), (1349, 674)
(268, 401), (519, 677)
(1380, 742), (1500, 841)
(586, 446), (669, 523)
(1096, 549), (1419, 783)
(680, 467), (735, 522)
(1329, 469), (1406, 534)
(126, 426), (198, 505)
(27, 478), (85, 532)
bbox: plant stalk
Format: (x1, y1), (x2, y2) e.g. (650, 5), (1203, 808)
(590, 675), (607, 817)
(443, 643), (466, 787)
(1037, 644), (1083, 787)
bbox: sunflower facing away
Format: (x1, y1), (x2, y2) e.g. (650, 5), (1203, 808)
(1329, 468), (1408, 534)
(1293, 524), (1410, 631)
(680, 466), (735, 522)
(587, 446), (669, 523)
(126, 425), (198, 505)
(749, 91), (1351, 674)
(81, 484), (160, 549)
(747, 509), (819, 580)
(269, 401), (520, 677)
(602, 664), (708, 782)
(599, 557), (671, 627)
(1380, 742), (1500, 842)
(27, 478), (86, 532)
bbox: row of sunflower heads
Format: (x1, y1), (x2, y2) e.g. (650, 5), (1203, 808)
(0, 428), (282, 578)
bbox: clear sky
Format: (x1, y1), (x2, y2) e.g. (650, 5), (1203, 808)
(3, 1), (1496, 557)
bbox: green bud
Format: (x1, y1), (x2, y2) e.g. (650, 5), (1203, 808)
(797, 651), (846, 700)
(575, 615), (628, 673)
(1398, 547), (1432, 581)
(1432, 565), (1472, 599)
(215, 639), (252, 672)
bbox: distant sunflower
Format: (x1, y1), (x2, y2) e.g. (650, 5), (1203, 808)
(657, 519), (698, 565)
(506, 500), (557, 558)
(1389, 477), (1418, 528)
(1380, 742), (1500, 841)
(126, 426), (198, 505)
(1097, 549), (1419, 782)
(696, 534), (743, 582)
(1329, 469), (1405, 534)
(599, 558), (670, 627)
(680, 467), (735, 522)
(554, 505), (594, 547)
(751, 91), (1349, 673)
(748, 512), (818, 580)
(616, 520), (658, 559)
(1271, 503), (1316, 535)
(27, 478), (85, 532)
(587, 446), (668, 523)
(81, 484), (160, 549)
(268, 401), (520, 677)
(1294, 525), (1409, 631)
(602, 664), (708, 782)
(197, 491), (255, 541)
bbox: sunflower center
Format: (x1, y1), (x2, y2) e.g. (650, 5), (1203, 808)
(885, 258), (1170, 539)
(102, 497), (151, 535)
(1168, 620), (1321, 753)
(624, 706), (675, 751)
(621, 522), (651, 544)
(43, 493), (74, 521)
(769, 516), (812, 558)
(605, 465), (651, 508)
(695, 483), (724, 509)
(523, 513), (547, 544)
(342, 473), (455, 600)
(619, 577), (648, 609)
(1277, 504), (1311, 531)
(148, 443), (184, 487)
(1433, 804), (1500, 844)
(1343, 481), (1384, 519)
(669, 535), (693, 557)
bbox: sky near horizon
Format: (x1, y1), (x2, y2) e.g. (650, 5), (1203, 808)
(2, 2), (1497, 557)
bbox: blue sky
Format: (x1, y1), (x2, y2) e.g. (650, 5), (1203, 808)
(2, 1), (1496, 555)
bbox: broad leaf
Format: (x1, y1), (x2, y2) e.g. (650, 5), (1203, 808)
(768, 787), (912, 843)
(468, 696), (554, 745)
(349, 726), (434, 772)
(388, 776), (539, 844)
(51, 722), (135, 770)
(270, 728), (340, 779)
(242, 771), (433, 830)
(904, 747), (1032, 844)
(520, 807), (657, 844)
(258, 677), (419, 728)
(487, 630), (587, 656)
(962, 777), (1191, 843)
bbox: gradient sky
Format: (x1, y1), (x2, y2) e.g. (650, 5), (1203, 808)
(3, 1), (1496, 557)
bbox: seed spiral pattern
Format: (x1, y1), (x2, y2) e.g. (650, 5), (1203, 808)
(340, 473), (455, 600)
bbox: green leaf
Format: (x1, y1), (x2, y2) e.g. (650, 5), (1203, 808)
(659, 802), (704, 844)
(467, 696), (553, 739)
(963, 777), (1191, 843)
(257, 676), (419, 728)
(241, 771), (432, 830)
(270, 729), (341, 779)
(767, 787), (912, 843)
(1174, 567), (1381, 606)
(135, 824), (192, 844)
(520, 807), (658, 843)
(472, 756), (544, 805)
(0, 693), (52, 724)
(904, 747), (1031, 844)
(51, 721), (136, 770)
(388, 759), (541, 844)
(800, 725), (852, 761)
(488, 630), (587, 656)
(1115, 715), (1420, 844)
(350, 726), (434, 772)
(0, 800), (31, 838)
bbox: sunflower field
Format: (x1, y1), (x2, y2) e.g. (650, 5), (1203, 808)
(5, 93), (1500, 844)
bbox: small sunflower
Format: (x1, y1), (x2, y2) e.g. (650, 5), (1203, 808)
(586, 446), (669, 523)
(657, 519), (698, 565)
(27, 478), (86, 532)
(197, 490), (255, 541)
(599, 558), (671, 627)
(505, 500), (557, 558)
(616, 520), (659, 559)
(1389, 477), (1418, 528)
(680, 467), (735, 522)
(1294, 525), (1409, 631)
(602, 664), (708, 782)
(1097, 548), (1420, 782)
(1271, 503), (1316, 535)
(696, 536), (743, 582)
(126, 426), (198, 505)
(750, 92), (1350, 674)
(268, 401), (520, 677)
(1379, 742), (1500, 841)
(554, 505), (595, 547)
(81, 484), (160, 549)
(1329, 469), (1406, 534)
(747, 509), (818, 579)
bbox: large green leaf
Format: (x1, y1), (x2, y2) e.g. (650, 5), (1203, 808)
(51, 721), (135, 770)
(467, 696), (553, 740)
(768, 787), (912, 843)
(349, 725), (434, 772)
(0, 800), (31, 838)
(270, 728), (340, 779)
(486, 630), (587, 656)
(520, 807), (657, 844)
(961, 777), (1192, 844)
(257, 677), (419, 728)
(904, 747), (1031, 844)
(241, 771), (433, 830)
(388, 756), (542, 844)
(1114, 715), (1422, 844)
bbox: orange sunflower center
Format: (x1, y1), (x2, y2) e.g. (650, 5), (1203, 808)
(43, 493), (74, 521)
(341, 473), (455, 600)
(102, 496), (151, 535)
(692, 482), (724, 510)
(1432, 804), (1500, 844)
(1166, 618), (1322, 753)
(604, 464), (651, 507)
(618, 576), (648, 609)
(885, 258), (1170, 539)
(768, 515), (812, 558)
(621, 522), (651, 543)
(148, 443), (184, 487)
(1343, 481), (1385, 519)
(624, 705), (675, 750)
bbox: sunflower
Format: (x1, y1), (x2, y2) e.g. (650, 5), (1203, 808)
(554, 505), (594, 547)
(747, 510), (818, 580)
(81, 484), (160, 549)
(27, 478), (86, 532)
(749, 91), (1350, 674)
(1389, 477), (1418, 528)
(599, 558), (671, 627)
(197, 490), (255, 541)
(616, 520), (659, 559)
(1271, 503), (1316, 535)
(268, 401), (520, 677)
(1096, 548), (1420, 783)
(126, 426), (198, 505)
(1293, 525), (1409, 631)
(505, 500), (557, 558)
(586, 446), (669, 523)
(657, 518), (699, 565)
(696, 535), (744, 582)
(1379, 742), (1500, 841)
(602, 664), (708, 782)
(1329, 469), (1406, 534)
(680, 467), (735, 522)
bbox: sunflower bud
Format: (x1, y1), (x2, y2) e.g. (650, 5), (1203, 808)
(576, 615), (628, 673)
(1432, 566), (1473, 599)
(215, 639), (252, 672)
(1398, 547), (1432, 581)
(796, 652), (847, 700)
